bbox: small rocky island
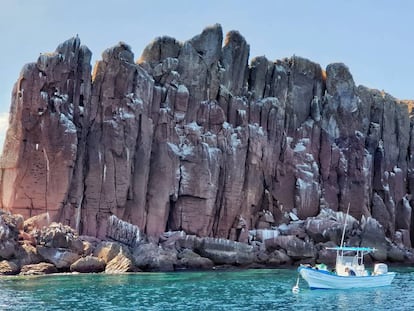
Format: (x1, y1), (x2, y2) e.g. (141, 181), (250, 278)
(1, 24), (414, 275)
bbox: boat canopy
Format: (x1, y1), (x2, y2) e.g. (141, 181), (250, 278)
(326, 246), (376, 252)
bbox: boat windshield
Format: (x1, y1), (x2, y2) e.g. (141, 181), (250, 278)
(337, 255), (358, 266)
(334, 251), (368, 276)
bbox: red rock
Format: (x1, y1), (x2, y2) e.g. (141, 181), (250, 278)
(105, 252), (136, 273)
(70, 256), (106, 273)
(20, 262), (58, 275)
(0, 260), (19, 275)
(16, 243), (43, 266)
(37, 246), (81, 269)
(0, 24), (413, 250)
(1, 37), (91, 224)
(24, 212), (51, 233)
(267, 250), (291, 266)
(93, 241), (127, 263)
(176, 249), (214, 270)
(18, 231), (36, 245)
(132, 243), (177, 272)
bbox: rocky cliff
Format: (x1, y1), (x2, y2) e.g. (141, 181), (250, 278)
(1, 24), (413, 248)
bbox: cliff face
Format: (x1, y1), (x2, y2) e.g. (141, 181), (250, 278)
(1, 24), (413, 244)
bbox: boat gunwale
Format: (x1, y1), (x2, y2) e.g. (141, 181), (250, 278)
(298, 266), (396, 289)
(298, 266), (396, 279)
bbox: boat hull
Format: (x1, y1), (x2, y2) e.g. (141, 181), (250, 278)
(298, 266), (396, 289)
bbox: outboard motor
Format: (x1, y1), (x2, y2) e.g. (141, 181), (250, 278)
(373, 263), (388, 275)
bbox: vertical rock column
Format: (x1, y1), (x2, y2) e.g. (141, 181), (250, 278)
(0, 37), (91, 221)
(320, 63), (370, 217)
(82, 43), (155, 238)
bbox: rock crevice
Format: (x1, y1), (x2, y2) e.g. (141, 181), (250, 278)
(1, 25), (413, 250)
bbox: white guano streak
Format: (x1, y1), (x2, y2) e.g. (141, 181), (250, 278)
(43, 148), (50, 211)
(76, 194), (83, 233)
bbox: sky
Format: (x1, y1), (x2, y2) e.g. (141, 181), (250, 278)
(1, 0), (413, 147)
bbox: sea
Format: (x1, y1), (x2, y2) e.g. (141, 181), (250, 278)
(1, 268), (413, 311)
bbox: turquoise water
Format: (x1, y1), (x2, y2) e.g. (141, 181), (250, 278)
(1, 268), (413, 310)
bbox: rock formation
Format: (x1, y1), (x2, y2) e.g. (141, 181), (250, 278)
(1, 208), (413, 275)
(0, 24), (413, 256)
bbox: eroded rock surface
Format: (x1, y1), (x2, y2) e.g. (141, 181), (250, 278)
(20, 262), (58, 275)
(0, 25), (413, 254)
(0, 260), (19, 275)
(70, 256), (106, 273)
(0, 207), (412, 272)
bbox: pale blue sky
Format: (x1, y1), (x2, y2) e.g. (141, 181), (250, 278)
(1, 0), (413, 145)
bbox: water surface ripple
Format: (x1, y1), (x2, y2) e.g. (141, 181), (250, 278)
(1, 268), (413, 310)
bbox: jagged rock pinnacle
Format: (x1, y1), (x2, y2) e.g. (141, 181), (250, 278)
(0, 25), (412, 249)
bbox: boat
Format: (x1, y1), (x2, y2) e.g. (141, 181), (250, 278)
(297, 208), (396, 290)
(298, 246), (396, 289)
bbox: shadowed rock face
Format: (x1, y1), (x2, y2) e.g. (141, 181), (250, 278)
(1, 25), (413, 245)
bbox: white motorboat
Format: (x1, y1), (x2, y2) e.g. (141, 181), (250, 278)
(298, 246), (396, 289)
(297, 207), (396, 290)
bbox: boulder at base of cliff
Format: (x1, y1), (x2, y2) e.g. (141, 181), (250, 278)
(105, 252), (137, 273)
(132, 243), (177, 271)
(37, 246), (81, 269)
(70, 256), (106, 273)
(36, 222), (84, 253)
(93, 241), (126, 263)
(316, 241), (338, 265)
(160, 231), (187, 249)
(196, 238), (255, 266)
(93, 241), (137, 273)
(20, 262), (58, 275)
(266, 249), (292, 266)
(359, 216), (388, 261)
(0, 260), (20, 275)
(0, 240), (17, 260)
(267, 235), (316, 259)
(404, 251), (414, 264)
(79, 235), (102, 256)
(0, 211), (24, 232)
(0, 213), (20, 259)
(251, 229), (279, 243)
(277, 222), (307, 239)
(394, 229), (412, 249)
(18, 231), (36, 245)
(387, 245), (405, 262)
(176, 249), (214, 270)
(255, 248), (269, 263)
(305, 218), (343, 244)
(15, 243), (43, 267)
(33, 222), (86, 269)
(175, 235), (202, 250)
(23, 213), (51, 233)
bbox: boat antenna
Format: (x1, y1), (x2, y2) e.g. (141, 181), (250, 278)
(339, 203), (350, 250)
